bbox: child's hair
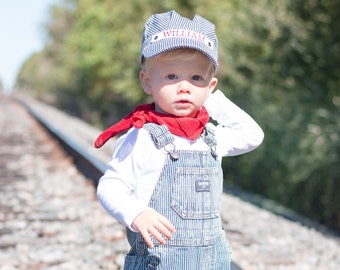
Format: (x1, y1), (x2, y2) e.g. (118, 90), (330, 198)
(142, 48), (215, 76)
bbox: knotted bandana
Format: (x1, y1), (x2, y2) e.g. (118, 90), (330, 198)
(94, 103), (209, 148)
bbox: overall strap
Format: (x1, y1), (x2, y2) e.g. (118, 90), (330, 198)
(201, 125), (218, 157)
(144, 123), (218, 158)
(143, 123), (175, 149)
(144, 123), (179, 160)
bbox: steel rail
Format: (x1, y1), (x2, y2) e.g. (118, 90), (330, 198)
(22, 104), (105, 186)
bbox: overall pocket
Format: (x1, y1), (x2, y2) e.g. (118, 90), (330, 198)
(171, 167), (222, 219)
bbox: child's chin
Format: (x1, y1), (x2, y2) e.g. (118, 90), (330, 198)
(173, 110), (197, 118)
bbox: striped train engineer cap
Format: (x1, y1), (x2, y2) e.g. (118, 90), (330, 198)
(140, 10), (218, 70)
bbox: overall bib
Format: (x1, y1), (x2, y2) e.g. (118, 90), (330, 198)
(124, 124), (231, 270)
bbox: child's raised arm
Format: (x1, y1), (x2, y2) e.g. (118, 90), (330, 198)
(205, 89), (264, 157)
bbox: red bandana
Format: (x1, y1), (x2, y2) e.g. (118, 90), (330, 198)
(94, 103), (209, 148)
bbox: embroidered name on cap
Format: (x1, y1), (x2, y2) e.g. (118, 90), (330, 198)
(151, 29), (214, 50)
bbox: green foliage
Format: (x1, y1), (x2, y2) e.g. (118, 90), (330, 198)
(16, 0), (340, 231)
(219, 0), (340, 230)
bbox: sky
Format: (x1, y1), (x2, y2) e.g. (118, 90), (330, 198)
(0, 0), (59, 92)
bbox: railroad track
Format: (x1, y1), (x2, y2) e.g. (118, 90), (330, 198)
(22, 100), (106, 185)
(18, 96), (243, 270)
(7, 94), (338, 270)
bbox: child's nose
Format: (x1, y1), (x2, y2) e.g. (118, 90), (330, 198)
(177, 80), (191, 94)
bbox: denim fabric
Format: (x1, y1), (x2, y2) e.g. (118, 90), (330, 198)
(124, 124), (231, 269)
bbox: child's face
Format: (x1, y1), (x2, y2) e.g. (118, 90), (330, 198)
(140, 50), (218, 117)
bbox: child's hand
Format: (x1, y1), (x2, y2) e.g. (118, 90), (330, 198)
(132, 209), (176, 248)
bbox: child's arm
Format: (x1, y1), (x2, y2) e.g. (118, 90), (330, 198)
(98, 174), (175, 248)
(205, 89), (264, 157)
(97, 128), (175, 247)
(96, 171), (149, 229)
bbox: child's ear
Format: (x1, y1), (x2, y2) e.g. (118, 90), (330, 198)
(140, 70), (152, 94)
(208, 77), (218, 95)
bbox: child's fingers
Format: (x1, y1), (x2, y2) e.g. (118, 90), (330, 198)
(149, 227), (167, 245)
(140, 229), (154, 248)
(154, 220), (175, 240)
(158, 215), (176, 233)
(132, 209), (176, 248)
(141, 227), (166, 248)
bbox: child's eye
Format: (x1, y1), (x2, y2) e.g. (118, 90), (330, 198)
(192, 75), (203, 81)
(167, 74), (178, 80)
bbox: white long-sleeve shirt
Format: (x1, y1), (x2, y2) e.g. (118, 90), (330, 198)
(97, 90), (264, 230)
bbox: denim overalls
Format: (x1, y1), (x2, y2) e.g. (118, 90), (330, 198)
(124, 124), (231, 270)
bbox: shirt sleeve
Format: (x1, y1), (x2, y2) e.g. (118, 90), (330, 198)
(96, 128), (161, 231)
(205, 89), (264, 157)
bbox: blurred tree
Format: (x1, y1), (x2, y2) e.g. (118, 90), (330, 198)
(280, 0), (340, 227)
(16, 52), (55, 102)
(15, 0), (340, 230)
(219, 0), (340, 229)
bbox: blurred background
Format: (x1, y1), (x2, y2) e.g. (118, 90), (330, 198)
(1, 0), (339, 232)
